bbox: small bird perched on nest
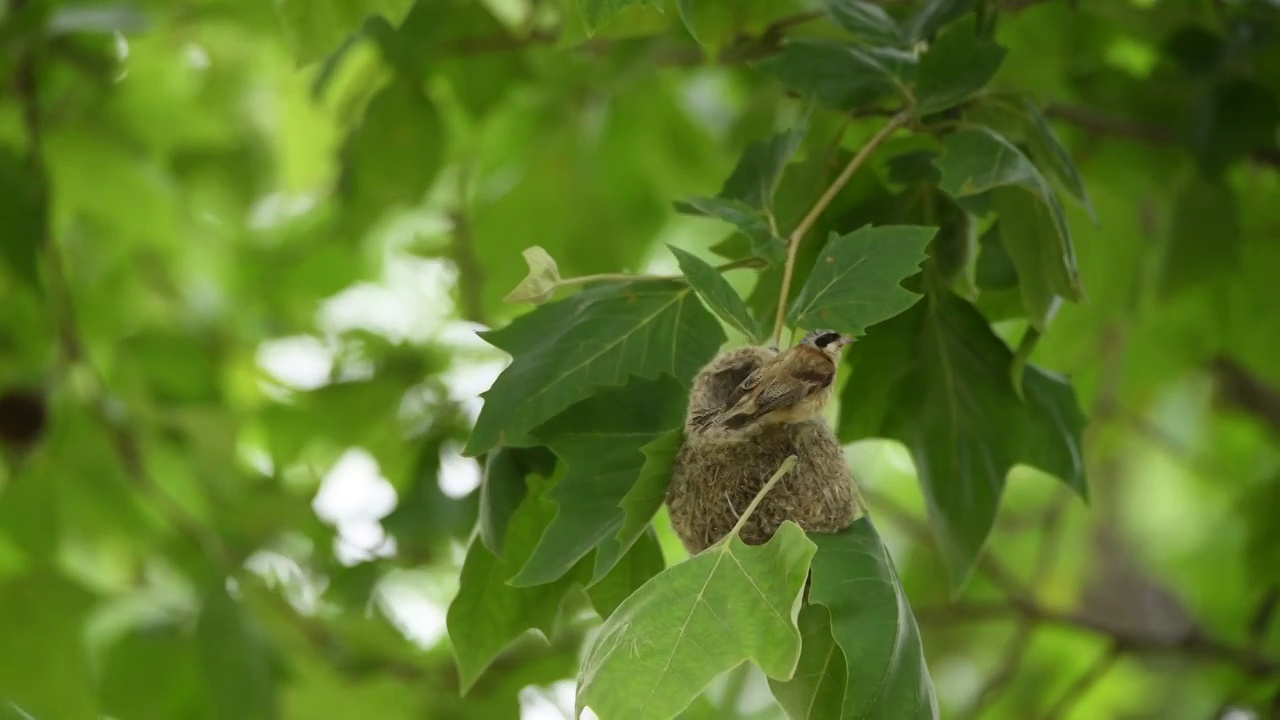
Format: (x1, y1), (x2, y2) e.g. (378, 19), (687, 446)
(667, 330), (860, 555)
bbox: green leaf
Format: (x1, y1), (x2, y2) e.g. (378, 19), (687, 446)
(674, 196), (783, 264)
(511, 375), (686, 586)
(0, 571), (97, 719)
(838, 292), (1086, 586)
(577, 522), (816, 720)
(974, 222), (1018, 290)
(583, 0), (661, 30)
(196, 583), (279, 720)
(338, 77), (445, 233)
(504, 247), (564, 305)
(587, 527), (666, 619)
(101, 622), (207, 720)
(0, 146), (45, 290)
(906, 0), (973, 42)
(479, 446), (557, 555)
(786, 225), (936, 336)
(757, 40), (916, 110)
(276, 0), (414, 63)
(915, 16), (1006, 115)
(448, 477), (585, 693)
(1016, 97), (1094, 215)
(670, 246), (763, 341)
(767, 605), (847, 720)
(1160, 177), (1240, 295)
(808, 520), (939, 719)
(825, 0), (906, 46)
(465, 281), (724, 456)
(933, 127), (1040, 198)
(718, 126), (807, 211)
(934, 128), (1082, 326)
(615, 429), (683, 554)
(989, 186), (1077, 329)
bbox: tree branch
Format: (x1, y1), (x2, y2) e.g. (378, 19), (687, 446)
(772, 110), (912, 345)
(916, 600), (1280, 677)
(1044, 103), (1280, 169)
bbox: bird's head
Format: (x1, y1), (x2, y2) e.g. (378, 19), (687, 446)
(799, 329), (854, 358)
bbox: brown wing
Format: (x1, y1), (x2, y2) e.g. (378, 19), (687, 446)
(722, 366), (766, 412)
(721, 360), (834, 429)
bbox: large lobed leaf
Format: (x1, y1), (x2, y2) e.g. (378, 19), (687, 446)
(466, 281), (724, 456)
(511, 375), (687, 586)
(787, 225), (936, 336)
(838, 291), (1086, 587)
(933, 127), (1083, 329)
(578, 522), (817, 720)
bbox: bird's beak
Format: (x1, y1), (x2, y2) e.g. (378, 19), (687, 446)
(833, 335), (854, 350)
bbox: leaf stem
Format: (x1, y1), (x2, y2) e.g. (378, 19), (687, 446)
(771, 110), (913, 345)
(725, 454), (798, 541)
(556, 256), (767, 289)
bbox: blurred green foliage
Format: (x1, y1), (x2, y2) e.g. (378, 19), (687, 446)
(1, 0), (1279, 718)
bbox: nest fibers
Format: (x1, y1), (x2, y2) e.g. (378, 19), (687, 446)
(666, 345), (859, 555)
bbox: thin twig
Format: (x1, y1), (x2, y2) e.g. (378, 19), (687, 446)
(772, 111), (912, 345)
(1040, 645), (1120, 720)
(726, 455), (797, 540)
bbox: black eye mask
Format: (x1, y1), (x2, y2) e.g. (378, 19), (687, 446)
(813, 331), (842, 348)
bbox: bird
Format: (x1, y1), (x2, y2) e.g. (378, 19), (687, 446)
(690, 329), (853, 433)
(667, 342), (859, 555)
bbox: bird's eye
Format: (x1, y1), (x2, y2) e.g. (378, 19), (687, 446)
(814, 332), (842, 347)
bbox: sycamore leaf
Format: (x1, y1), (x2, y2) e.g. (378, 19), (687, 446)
(825, 0), (906, 46)
(615, 428), (683, 547)
(448, 477), (586, 692)
(504, 246), (563, 305)
(717, 126), (807, 211)
(674, 196), (784, 264)
(582, 0), (662, 29)
(670, 246), (763, 341)
(933, 127), (1082, 328)
(989, 187), (1075, 329)
(587, 527), (666, 619)
(809, 521), (938, 719)
(577, 522), (816, 720)
(466, 281), (724, 456)
(758, 40), (916, 110)
(510, 375), (686, 587)
(787, 225), (936, 336)
(838, 292), (1086, 587)
(767, 605), (847, 720)
(478, 446), (557, 554)
(915, 16), (1006, 115)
